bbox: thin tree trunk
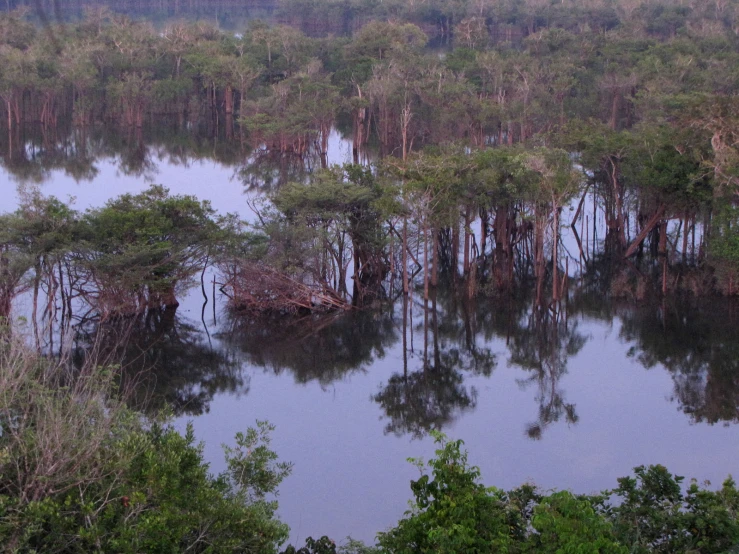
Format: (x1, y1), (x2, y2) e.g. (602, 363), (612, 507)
(624, 205), (666, 258)
(552, 204), (560, 302)
(463, 206), (472, 274)
(402, 217), (409, 295)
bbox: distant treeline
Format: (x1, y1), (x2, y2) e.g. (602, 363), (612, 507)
(4, 0), (739, 40)
(1, 0), (276, 13)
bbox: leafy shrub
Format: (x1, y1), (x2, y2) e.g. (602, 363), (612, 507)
(0, 339), (292, 553)
(377, 432), (739, 554)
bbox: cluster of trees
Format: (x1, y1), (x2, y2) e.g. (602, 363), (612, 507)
(2, 2), (738, 298)
(239, 149), (732, 321)
(0, 337), (293, 552)
(373, 432), (739, 554)
(278, 0), (739, 41)
(0, 185), (236, 345)
(6, 0), (738, 42)
(2, 2), (739, 151)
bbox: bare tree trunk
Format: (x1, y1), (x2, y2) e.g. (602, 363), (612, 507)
(402, 217), (409, 295)
(552, 204), (560, 302)
(431, 227), (438, 287)
(624, 205), (666, 258)
(480, 209), (488, 259)
(463, 206), (472, 274)
(658, 220), (668, 256)
(681, 211), (689, 263)
(535, 209), (545, 307)
(610, 91), (620, 130)
(451, 219), (460, 277)
(423, 219), (429, 301)
(32, 265), (40, 350)
(225, 85), (233, 115)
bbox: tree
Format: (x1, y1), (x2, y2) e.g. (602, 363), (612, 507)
(606, 465), (739, 553)
(272, 164), (392, 304)
(376, 432), (520, 553)
(76, 185), (222, 315)
(709, 200), (739, 294)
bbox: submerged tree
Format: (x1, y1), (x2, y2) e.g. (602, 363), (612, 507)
(75, 185), (223, 315)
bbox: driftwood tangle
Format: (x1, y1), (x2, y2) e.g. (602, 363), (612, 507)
(221, 262), (348, 314)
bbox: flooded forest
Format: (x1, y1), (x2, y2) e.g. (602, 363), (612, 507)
(1, 0), (739, 550)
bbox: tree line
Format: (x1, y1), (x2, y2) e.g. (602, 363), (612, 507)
(1, 3), (738, 327)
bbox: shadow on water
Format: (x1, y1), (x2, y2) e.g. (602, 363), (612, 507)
(217, 306), (398, 386)
(0, 118), (358, 195)
(0, 118), (256, 184)
(618, 297), (739, 425)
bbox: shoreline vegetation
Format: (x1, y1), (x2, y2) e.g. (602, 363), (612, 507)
(1, 336), (738, 552)
(1, 1), (739, 551)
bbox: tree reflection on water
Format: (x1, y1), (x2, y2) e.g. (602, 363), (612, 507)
(7, 118), (737, 437)
(67, 280), (739, 439)
(619, 297), (739, 425)
(73, 307), (244, 416)
(219, 306), (398, 386)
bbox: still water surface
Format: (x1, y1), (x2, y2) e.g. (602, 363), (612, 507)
(1, 128), (738, 546)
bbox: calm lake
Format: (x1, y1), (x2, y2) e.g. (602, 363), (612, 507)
(1, 123), (738, 546)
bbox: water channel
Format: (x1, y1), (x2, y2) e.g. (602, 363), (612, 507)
(1, 123), (738, 546)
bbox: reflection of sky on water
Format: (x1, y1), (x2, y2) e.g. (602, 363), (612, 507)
(1, 130), (737, 547)
(1, 158), (241, 213)
(0, 129), (353, 214)
(175, 311), (739, 546)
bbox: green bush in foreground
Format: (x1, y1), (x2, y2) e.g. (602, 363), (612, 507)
(0, 339), (291, 553)
(375, 432), (739, 554)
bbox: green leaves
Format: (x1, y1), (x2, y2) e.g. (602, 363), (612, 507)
(76, 185), (223, 312)
(378, 432), (515, 554)
(379, 435), (739, 554)
(224, 420), (293, 502)
(0, 343), (293, 553)
(599, 464), (739, 554)
(529, 491), (627, 554)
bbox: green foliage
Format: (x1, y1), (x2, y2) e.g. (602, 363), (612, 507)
(377, 431), (519, 553)
(378, 433), (739, 554)
(266, 164), (392, 298)
(0, 340), (292, 553)
(77, 185), (226, 309)
(528, 491), (627, 554)
(708, 200), (739, 293)
(344, 21), (427, 66)
(710, 201), (739, 265)
(224, 421), (293, 502)
(282, 536), (381, 554)
(606, 465), (739, 553)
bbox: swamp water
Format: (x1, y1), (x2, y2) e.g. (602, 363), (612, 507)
(1, 125), (738, 546)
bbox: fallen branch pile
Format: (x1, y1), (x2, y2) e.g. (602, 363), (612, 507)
(220, 262), (348, 314)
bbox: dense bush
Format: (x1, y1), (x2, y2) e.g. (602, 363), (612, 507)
(0, 338), (292, 553)
(376, 432), (739, 553)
